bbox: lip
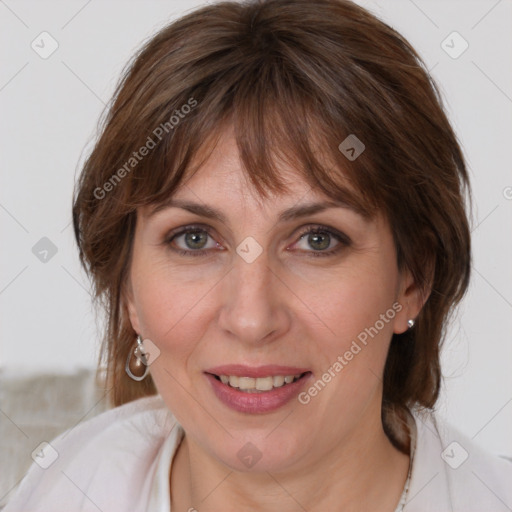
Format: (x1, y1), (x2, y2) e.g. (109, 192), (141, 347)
(204, 366), (312, 414)
(205, 364), (311, 378)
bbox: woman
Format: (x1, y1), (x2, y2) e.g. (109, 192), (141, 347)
(5, 0), (511, 511)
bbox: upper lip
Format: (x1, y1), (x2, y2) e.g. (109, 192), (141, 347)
(205, 364), (311, 378)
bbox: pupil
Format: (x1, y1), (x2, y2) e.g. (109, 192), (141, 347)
(185, 231), (207, 249)
(309, 232), (330, 251)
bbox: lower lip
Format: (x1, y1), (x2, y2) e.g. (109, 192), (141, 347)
(205, 373), (312, 414)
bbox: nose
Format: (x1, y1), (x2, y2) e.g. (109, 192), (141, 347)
(217, 250), (291, 346)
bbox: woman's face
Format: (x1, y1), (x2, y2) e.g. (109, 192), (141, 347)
(126, 130), (422, 473)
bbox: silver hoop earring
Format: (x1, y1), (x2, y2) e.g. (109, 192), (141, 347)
(407, 319), (415, 329)
(125, 335), (150, 381)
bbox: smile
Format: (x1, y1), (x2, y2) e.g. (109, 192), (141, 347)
(215, 374), (305, 392)
(204, 366), (312, 413)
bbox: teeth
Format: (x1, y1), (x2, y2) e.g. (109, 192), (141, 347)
(238, 377), (255, 390)
(218, 374), (303, 392)
(255, 377), (273, 391)
(273, 375), (285, 387)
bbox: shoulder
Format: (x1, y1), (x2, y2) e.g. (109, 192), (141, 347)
(3, 394), (182, 512)
(406, 408), (512, 512)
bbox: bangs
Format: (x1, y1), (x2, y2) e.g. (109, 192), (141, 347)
(119, 42), (379, 220)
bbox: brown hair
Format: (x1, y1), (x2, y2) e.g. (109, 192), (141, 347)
(72, 0), (471, 452)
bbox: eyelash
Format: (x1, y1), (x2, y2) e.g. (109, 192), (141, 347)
(164, 224), (351, 258)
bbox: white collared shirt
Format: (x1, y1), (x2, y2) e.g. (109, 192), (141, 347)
(4, 395), (512, 511)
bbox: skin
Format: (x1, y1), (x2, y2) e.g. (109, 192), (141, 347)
(125, 128), (428, 512)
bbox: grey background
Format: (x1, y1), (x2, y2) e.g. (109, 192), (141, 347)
(1, 0), (511, 457)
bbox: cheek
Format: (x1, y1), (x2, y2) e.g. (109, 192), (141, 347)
(132, 258), (215, 340)
(301, 257), (398, 344)
(296, 258), (399, 401)
(130, 261), (226, 397)
(131, 266), (221, 423)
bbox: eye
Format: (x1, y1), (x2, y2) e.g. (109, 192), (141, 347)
(164, 224), (350, 258)
(164, 225), (223, 256)
(291, 226), (350, 257)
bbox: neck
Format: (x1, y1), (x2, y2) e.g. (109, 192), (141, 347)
(170, 407), (410, 512)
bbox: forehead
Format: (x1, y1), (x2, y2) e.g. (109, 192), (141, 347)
(141, 119), (377, 225)
(150, 129), (355, 217)
(187, 143), (309, 205)
(137, 128), (388, 241)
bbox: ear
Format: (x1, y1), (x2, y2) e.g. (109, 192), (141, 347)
(122, 275), (141, 335)
(393, 267), (431, 335)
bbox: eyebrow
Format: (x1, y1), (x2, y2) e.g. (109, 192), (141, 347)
(148, 198), (365, 223)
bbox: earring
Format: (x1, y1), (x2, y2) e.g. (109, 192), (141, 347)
(407, 319), (415, 329)
(125, 335), (150, 381)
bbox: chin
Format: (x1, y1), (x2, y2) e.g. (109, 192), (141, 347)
(207, 428), (309, 474)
